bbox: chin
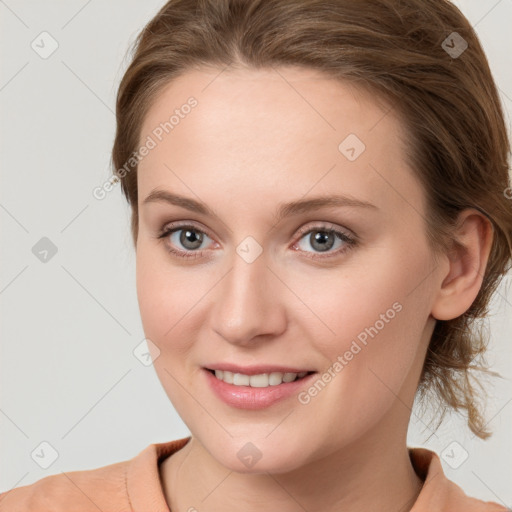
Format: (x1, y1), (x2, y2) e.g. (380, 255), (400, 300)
(202, 434), (308, 475)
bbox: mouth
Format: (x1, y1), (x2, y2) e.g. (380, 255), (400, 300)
(205, 368), (317, 388)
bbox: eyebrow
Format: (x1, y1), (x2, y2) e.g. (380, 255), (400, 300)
(142, 189), (378, 224)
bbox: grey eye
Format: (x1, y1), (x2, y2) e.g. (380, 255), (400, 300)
(297, 229), (343, 253)
(170, 227), (209, 251)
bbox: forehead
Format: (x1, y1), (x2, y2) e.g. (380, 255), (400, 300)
(140, 65), (398, 147)
(137, 66), (423, 219)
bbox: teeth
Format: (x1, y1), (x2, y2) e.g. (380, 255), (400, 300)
(213, 370), (309, 387)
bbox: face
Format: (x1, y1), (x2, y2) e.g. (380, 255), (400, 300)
(135, 66), (440, 473)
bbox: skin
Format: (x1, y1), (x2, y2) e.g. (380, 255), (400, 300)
(134, 66), (493, 512)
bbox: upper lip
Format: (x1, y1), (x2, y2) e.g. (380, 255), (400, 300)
(205, 364), (316, 375)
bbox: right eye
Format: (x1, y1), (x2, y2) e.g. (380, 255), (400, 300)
(157, 223), (216, 260)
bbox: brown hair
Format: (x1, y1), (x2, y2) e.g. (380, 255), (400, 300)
(111, 0), (512, 439)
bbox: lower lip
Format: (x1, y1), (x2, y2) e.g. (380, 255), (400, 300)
(203, 368), (317, 410)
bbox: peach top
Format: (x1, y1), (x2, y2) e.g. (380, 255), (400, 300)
(0, 436), (508, 511)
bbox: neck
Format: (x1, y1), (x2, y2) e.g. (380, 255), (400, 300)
(160, 402), (424, 512)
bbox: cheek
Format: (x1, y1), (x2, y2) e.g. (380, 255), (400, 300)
(136, 245), (190, 349)
(136, 243), (218, 363)
(135, 248), (202, 410)
(296, 245), (433, 406)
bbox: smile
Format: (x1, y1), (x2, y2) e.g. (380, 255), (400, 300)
(208, 369), (314, 388)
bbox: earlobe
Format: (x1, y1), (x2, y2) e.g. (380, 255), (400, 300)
(430, 209), (494, 321)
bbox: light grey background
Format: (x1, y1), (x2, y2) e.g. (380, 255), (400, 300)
(1, 0), (511, 505)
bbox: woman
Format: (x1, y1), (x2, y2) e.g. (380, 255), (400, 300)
(1, 0), (511, 510)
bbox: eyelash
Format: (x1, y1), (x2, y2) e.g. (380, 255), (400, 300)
(156, 221), (357, 261)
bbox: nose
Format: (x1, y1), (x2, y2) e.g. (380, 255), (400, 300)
(211, 252), (287, 346)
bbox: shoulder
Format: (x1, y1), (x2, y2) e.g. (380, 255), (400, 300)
(0, 459), (130, 511)
(441, 474), (510, 512)
(0, 437), (191, 512)
(409, 447), (510, 512)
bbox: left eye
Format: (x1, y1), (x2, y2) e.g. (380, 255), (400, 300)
(293, 226), (355, 255)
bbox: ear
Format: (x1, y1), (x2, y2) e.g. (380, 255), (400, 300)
(431, 209), (494, 321)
